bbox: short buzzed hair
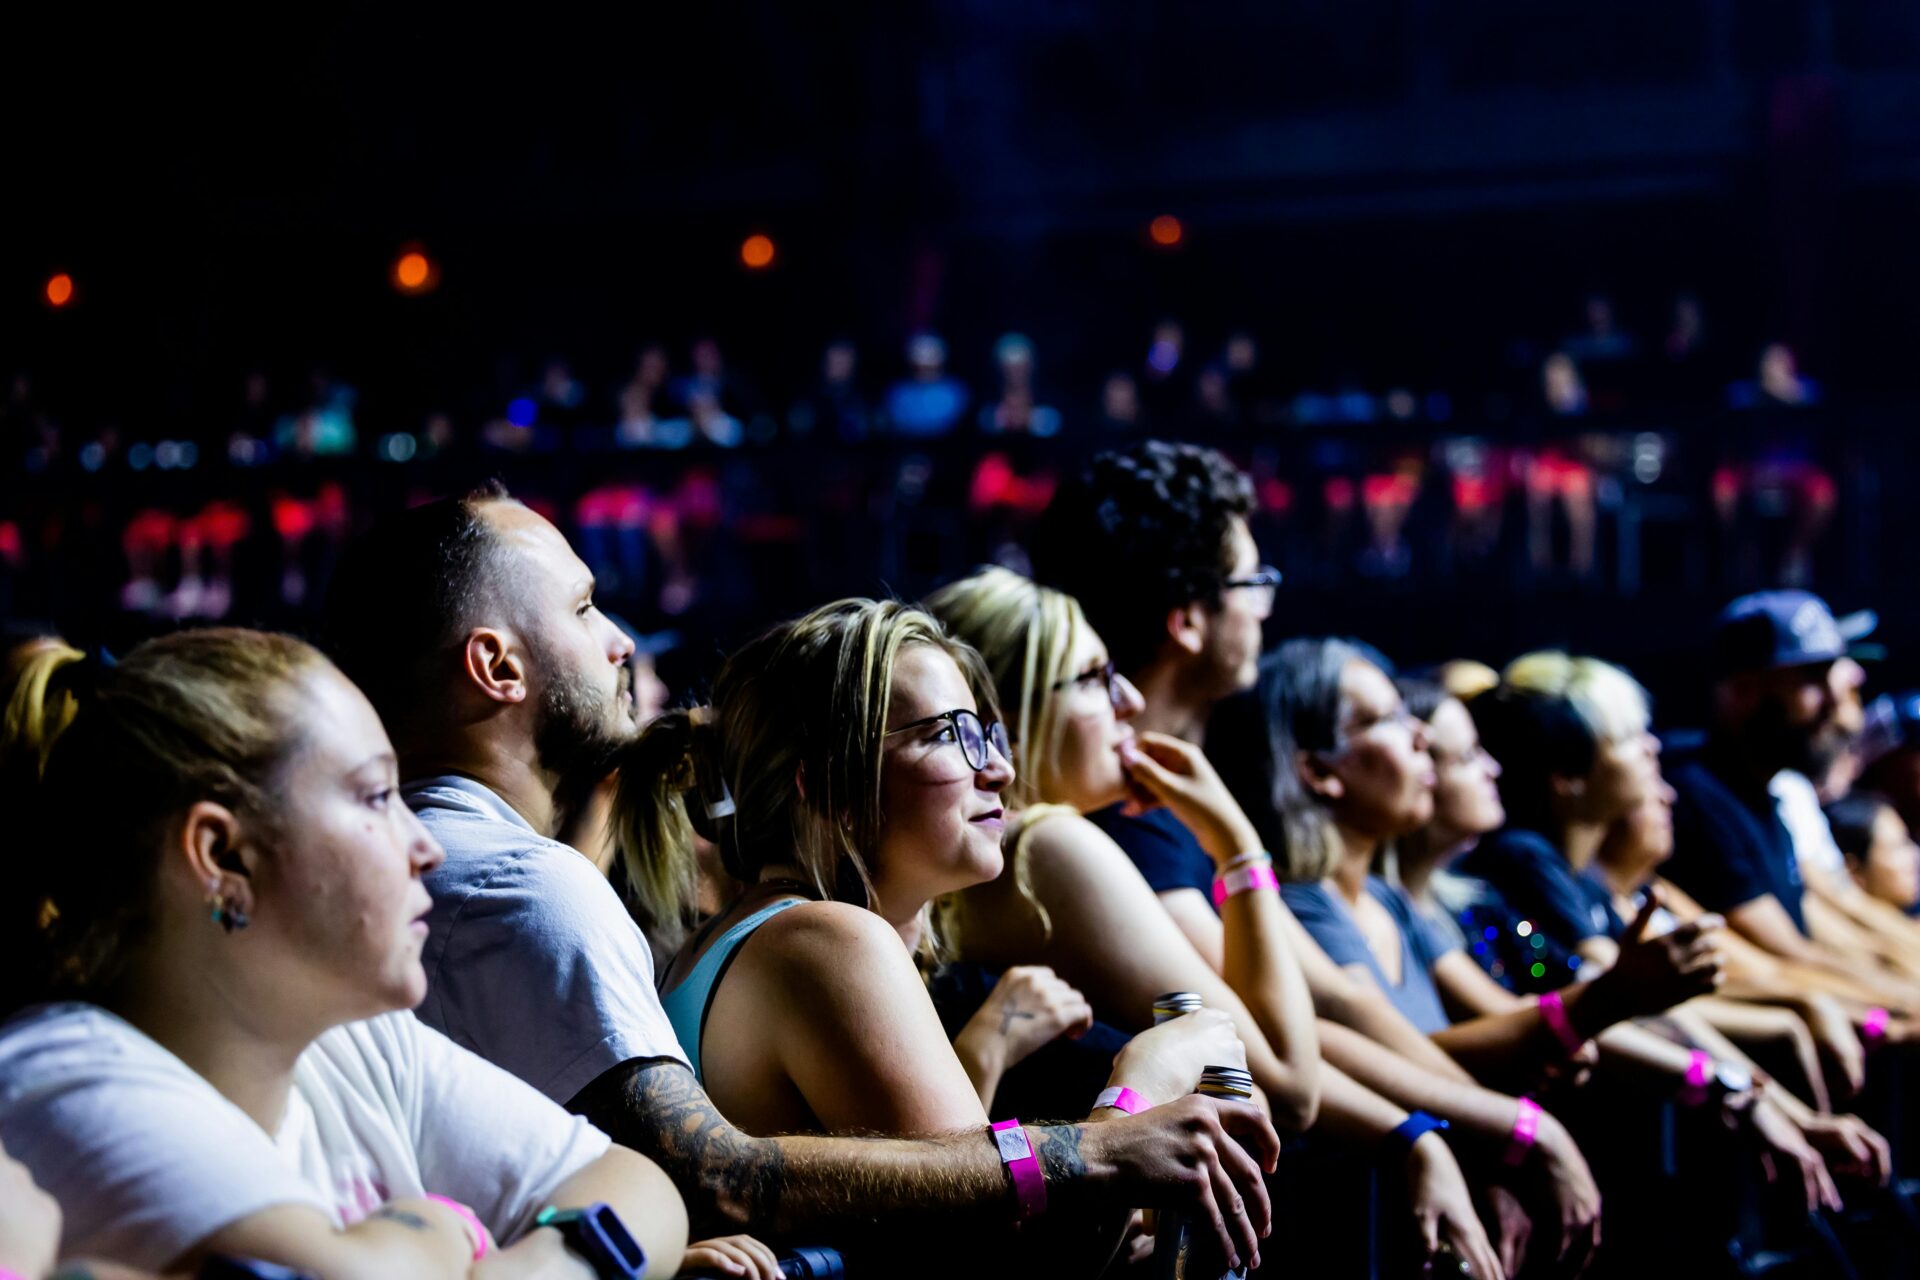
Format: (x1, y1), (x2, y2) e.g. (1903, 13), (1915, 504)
(323, 480), (514, 742)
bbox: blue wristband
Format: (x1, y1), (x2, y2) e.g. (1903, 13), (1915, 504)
(1383, 1110), (1450, 1162)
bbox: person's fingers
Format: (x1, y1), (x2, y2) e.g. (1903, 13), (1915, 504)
(1121, 747), (1186, 801)
(1134, 731), (1202, 771)
(1207, 1141), (1261, 1273)
(1867, 1127), (1894, 1185)
(1413, 1208), (1440, 1260)
(684, 1243), (747, 1276)
(1064, 1000), (1096, 1039)
(1186, 1146), (1242, 1274)
(1814, 1155), (1843, 1213)
(1569, 1210), (1600, 1278)
(1214, 1097), (1283, 1175)
(1209, 1118), (1274, 1240)
(1458, 1219), (1506, 1280)
(738, 1236), (784, 1280)
(1625, 889), (1662, 942)
(1500, 1215), (1529, 1279)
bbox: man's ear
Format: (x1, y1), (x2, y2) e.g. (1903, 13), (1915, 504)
(463, 627), (528, 706)
(1166, 602), (1207, 659)
(1297, 749), (1344, 801)
(178, 800), (257, 914)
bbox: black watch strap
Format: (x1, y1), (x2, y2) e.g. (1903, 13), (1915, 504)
(536, 1202), (649, 1280)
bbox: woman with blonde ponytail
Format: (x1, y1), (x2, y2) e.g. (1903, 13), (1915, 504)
(0, 630), (689, 1278)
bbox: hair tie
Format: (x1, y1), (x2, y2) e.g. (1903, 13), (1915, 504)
(679, 704), (735, 819)
(53, 647), (116, 700)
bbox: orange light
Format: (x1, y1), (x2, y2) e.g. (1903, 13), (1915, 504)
(393, 250), (434, 294)
(1149, 215), (1184, 247)
(44, 273), (74, 307)
(740, 234), (775, 270)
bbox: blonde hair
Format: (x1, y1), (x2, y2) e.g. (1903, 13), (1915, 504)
(1502, 651), (1650, 747)
(924, 567), (1088, 811)
(1437, 659), (1500, 704)
(613, 599), (999, 958)
(924, 567), (1088, 945)
(1, 629), (326, 1012)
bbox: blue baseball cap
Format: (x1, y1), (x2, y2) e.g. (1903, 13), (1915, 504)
(1712, 590), (1881, 677)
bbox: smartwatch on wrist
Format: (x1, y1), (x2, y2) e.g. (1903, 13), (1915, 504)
(536, 1203), (649, 1279)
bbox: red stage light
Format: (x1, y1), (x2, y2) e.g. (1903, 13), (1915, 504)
(740, 234), (776, 269)
(45, 273), (74, 307)
(393, 250), (435, 294)
(1149, 215), (1184, 247)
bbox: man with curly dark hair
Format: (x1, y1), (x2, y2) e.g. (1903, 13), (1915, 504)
(1029, 441), (1520, 1119)
(1029, 440), (1271, 732)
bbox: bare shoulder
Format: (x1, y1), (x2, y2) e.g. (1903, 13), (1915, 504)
(749, 898), (907, 967)
(1024, 810), (1134, 874)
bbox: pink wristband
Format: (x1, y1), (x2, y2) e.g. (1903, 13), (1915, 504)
(425, 1193), (491, 1261)
(1211, 862), (1280, 908)
(1093, 1085), (1152, 1115)
(1535, 991), (1588, 1059)
(992, 1118), (1049, 1220)
(1863, 1007), (1891, 1043)
(1680, 1049), (1713, 1106)
(1503, 1097), (1542, 1167)
(0, 1269), (30, 1280)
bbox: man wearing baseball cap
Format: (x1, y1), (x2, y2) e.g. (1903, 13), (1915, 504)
(1662, 591), (1915, 1010)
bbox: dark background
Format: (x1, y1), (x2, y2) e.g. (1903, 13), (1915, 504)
(10, 1), (1920, 723)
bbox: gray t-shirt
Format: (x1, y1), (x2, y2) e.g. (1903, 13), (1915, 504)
(408, 776), (689, 1105)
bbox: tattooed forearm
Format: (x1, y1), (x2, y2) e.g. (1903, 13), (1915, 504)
(571, 1057), (785, 1236)
(569, 1056), (1126, 1266)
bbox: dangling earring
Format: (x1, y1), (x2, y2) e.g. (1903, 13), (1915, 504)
(206, 878), (249, 934)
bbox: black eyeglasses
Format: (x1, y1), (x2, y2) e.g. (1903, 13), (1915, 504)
(885, 708), (1012, 772)
(1051, 659), (1123, 706)
(1222, 566), (1282, 593)
(1221, 565), (1281, 617)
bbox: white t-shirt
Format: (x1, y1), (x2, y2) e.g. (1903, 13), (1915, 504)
(1770, 770), (1847, 882)
(407, 776), (689, 1103)
(0, 1003), (612, 1271)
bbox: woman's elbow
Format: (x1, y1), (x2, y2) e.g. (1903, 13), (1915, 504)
(1272, 1066), (1322, 1136)
(594, 1145), (691, 1277)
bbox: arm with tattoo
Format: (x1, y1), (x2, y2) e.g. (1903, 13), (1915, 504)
(569, 1057), (1278, 1272)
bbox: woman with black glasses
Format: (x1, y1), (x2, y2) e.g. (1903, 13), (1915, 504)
(612, 599), (1275, 1272)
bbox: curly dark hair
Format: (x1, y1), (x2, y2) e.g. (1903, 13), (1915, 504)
(1028, 440), (1254, 677)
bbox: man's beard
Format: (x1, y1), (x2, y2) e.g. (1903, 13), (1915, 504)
(1748, 698), (1851, 780)
(534, 659), (636, 789)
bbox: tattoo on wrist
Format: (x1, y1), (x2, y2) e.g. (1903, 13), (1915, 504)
(373, 1207), (434, 1231)
(1034, 1124), (1088, 1183)
(1000, 1005), (1036, 1035)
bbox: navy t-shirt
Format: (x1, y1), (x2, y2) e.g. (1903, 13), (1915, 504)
(1455, 827), (1621, 952)
(1664, 752), (1808, 935)
(1436, 871), (1588, 994)
(1281, 877), (1457, 1034)
(1087, 805), (1216, 903)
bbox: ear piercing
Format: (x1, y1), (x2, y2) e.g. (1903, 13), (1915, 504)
(206, 877), (250, 933)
